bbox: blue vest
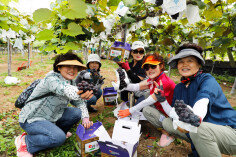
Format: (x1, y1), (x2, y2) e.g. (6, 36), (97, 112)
(172, 73), (236, 128)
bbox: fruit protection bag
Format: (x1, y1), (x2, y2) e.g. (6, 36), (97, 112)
(169, 106), (198, 133)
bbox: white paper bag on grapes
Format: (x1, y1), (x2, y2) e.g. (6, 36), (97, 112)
(112, 69), (130, 92)
(186, 4), (201, 24)
(169, 106), (198, 133)
(162, 0), (186, 15)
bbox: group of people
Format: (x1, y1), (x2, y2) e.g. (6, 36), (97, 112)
(14, 41), (236, 157)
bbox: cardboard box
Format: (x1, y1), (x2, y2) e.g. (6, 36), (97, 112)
(76, 121), (102, 156)
(103, 87), (117, 106)
(94, 119), (141, 157)
(108, 41), (131, 62)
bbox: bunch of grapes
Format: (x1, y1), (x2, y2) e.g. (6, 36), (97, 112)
(117, 68), (127, 90)
(77, 80), (98, 95)
(155, 0), (163, 6)
(174, 100), (201, 127)
(90, 69), (105, 85)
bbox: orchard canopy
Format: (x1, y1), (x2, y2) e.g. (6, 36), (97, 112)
(0, 0), (235, 66)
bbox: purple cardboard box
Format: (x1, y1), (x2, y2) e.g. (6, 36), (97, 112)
(76, 121), (102, 156)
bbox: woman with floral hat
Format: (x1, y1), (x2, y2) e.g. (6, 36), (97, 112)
(118, 52), (176, 147)
(15, 52), (94, 157)
(161, 43), (236, 156)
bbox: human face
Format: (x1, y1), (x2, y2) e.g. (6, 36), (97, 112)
(177, 56), (201, 78)
(58, 65), (79, 80)
(145, 64), (162, 80)
(89, 61), (100, 70)
(131, 48), (144, 61)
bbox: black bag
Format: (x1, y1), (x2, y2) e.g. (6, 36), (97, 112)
(15, 79), (52, 109)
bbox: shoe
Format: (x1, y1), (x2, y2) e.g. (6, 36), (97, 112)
(87, 106), (98, 113)
(15, 132), (33, 157)
(157, 134), (175, 147)
(66, 132), (72, 138)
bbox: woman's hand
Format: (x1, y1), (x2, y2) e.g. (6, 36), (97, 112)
(120, 61), (130, 71)
(77, 90), (93, 100)
(118, 109), (131, 118)
(177, 126), (189, 133)
(82, 118), (93, 129)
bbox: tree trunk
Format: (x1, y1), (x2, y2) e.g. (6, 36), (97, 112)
(230, 78), (236, 95)
(227, 48), (236, 68)
(7, 38), (12, 76)
(28, 43), (30, 68)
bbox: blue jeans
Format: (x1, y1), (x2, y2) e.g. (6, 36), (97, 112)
(19, 107), (81, 154)
(87, 88), (102, 106)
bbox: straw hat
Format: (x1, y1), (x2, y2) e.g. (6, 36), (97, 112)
(57, 60), (87, 71)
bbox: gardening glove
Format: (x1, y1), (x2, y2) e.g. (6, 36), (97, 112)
(153, 80), (166, 103)
(120, 60), (130, 71)
(118, 109), (131, 118)
(112, 68), (130, 92)
(82, 117), (93, 129)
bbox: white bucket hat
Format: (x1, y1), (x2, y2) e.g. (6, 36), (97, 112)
(131, 41), (145, 50)
(168, 48), (205, 68)
(87, 54), (101, 69)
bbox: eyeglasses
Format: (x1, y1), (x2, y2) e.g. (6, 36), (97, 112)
(143, 64), (157, 71)
(132, 50), (145, 55)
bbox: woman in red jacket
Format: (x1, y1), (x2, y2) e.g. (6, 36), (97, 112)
(118, 53), (176, 147)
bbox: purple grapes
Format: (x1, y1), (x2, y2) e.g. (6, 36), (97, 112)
(174, 100), (201, 127)
(117, 68), (127, 90)
(77, 80), (98, 94)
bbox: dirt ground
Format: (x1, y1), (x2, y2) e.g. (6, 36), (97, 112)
(0, 53), (235, 156)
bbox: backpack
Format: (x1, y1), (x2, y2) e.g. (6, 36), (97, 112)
(15, 79), (52, 109)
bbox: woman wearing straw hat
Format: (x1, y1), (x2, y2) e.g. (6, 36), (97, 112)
(160, 43), (236, 156)
(15, 52), (94, 157)
(118, 52), (176, 147)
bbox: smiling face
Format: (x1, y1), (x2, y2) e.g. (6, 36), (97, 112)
(131, 48), (145, 62)
(177, 56), (201, 78)
(145, 64), (163, 80)
(88, 61), (100, 70)
(58, 65), (79, 80)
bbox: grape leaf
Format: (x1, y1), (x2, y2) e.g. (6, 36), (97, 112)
(62, 22), (84, 37)
(62, 0), (87, 19)
(36, 29), (55, 41)
(33, 8), (52, 23)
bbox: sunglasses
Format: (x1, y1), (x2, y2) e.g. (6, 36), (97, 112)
(132, 50), (145, 54)
(143, 64), (157, 71)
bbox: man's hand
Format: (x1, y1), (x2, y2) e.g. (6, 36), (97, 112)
(77, 90), (93, 100)
(118, 109), (131, 118)
(82, 118), (93, 129)
(153, 80), (166, 102)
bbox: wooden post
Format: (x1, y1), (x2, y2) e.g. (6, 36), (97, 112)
(122, 24), (127, 44)
(28, 43), (30, 68)
(7, 38), (12, 76)
(98, 40), (102, 57)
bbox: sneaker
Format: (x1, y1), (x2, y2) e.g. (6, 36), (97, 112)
(157, 134), (175, 147)
(66, 132), (72, 138)
(15, 132), (33, 157)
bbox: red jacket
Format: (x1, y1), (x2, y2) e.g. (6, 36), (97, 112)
(147, 72), (175, 116)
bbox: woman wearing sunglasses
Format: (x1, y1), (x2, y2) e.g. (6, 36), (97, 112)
(118, 41), (147, 103)
(118, 53), (176, 147)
